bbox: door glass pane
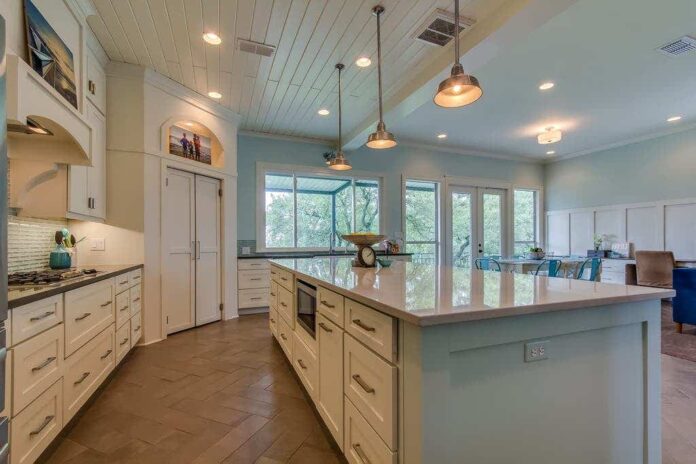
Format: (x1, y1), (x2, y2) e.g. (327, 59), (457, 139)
(265, 174), (294, 248)
(514, 190), (537, 256)
(482, 193), (502, 257)
(355, 179), (379, 233)
(405, 243), (437, 264)
(451, 192), (473, 268)
(296, 176), (333, 248)
(405, 180), (438, 263)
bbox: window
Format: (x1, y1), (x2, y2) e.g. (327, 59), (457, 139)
(404, 180), (440, 263)
(513, 189), (539, 256)
(263, 171), (381, 250)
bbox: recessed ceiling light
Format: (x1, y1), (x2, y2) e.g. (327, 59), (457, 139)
(667, 116), (682, 122)
(208, 91), (222, 99)
(539, 82), (555, 90)
(437, 133), (447, 139)
(355, 56), (372, 67)
(546, 150), (555, 155)
(318, 108), (330, 116)
(203, 32), (222, 45)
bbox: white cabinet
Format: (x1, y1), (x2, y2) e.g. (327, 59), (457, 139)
(68, 101), (106, 220)
(64, 279), (114, 357)
(317, 314), (344, 450)
(85, 48), (106, 115)
(238, 259), (271, 310)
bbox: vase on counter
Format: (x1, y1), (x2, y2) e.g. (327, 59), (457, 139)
(49, 245), (72, 269)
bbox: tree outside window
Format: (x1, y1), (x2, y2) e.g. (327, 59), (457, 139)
(514, 189), (538, 256)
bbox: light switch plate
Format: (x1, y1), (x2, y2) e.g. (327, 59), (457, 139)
(525, 340), (549, 362)
(242, 246), (251, 255)
(90, 238), (105, 251)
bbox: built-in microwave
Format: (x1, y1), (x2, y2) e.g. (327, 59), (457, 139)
(296, 279), (316, 339)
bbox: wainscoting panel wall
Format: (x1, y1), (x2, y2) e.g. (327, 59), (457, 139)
(547, 197), (696, 259)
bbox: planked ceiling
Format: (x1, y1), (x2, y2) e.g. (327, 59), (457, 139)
(83, 0), (508, 142)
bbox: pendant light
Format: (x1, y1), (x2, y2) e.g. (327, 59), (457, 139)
(366, 5), (397, 149)
(329, 63), (352, 171)
(433, 0), (482, 108)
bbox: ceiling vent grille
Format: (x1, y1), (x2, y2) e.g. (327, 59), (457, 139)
(657, 35), (696, 56)
(412, 9), (475, 47)
(237, 39), (276, 57)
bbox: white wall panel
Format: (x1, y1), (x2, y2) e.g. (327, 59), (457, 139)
(626, 206), (659, 251)
(547, 213), (570, 256)
(570, 212), (594, 256)
(595, 210), (625, 243)
(665, 203), (696, 259)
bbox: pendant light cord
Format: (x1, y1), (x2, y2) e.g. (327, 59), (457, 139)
(376, 7), (384, 125)
(454, 0), (460, 66)
(338, 66), (342, 150)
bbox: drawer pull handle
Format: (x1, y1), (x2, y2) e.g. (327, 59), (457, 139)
(74, 371), (91, 385)
(281, 277), (288, 281)
(250, 297), (263, 301)
(30, 311), (55, 322)
(134, 326), (141, 331)
(271, 271), (277, 275)
(352, 443), (371, 464)
(29, 415), (54, 437)
(119, 280), (128, 285)
(352, 319), (376, 332)
(352, 374), (375, 394)
(270, 292), (276, 297)
(270, 318), (275, 323)
(133, 297), (141, 303)
(280, 333), (287, 341)
(101, 349), (113, 360)
(250, 278), (262, 281)
(120, 338), (129, 346)
(280, 302), (287, 308)
(100, 301), (112, 307)
(318, 322), (333, 333)
(133, 275), (141, 280)
(120, 306), (129, 312)
(75, 312), (92, 321)
(250, 263), (261, 266)
(320, 300), (336, 308)
(32, 357), (56, 372)
(297, 359), (307, 370)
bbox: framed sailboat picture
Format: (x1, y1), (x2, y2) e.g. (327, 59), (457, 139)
(23, 0), (78, 109)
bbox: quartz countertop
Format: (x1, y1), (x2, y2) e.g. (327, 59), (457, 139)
(239, 251), (412, 259)
(270, 257), (674, 326)
(8, 264), (143, 309)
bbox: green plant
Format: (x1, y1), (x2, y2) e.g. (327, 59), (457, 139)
(529, 246), (543, 253)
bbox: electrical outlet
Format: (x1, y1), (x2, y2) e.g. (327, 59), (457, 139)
(525, 340), (549, 362)
(90, 238), (105, 251)
(242, 246), (251, 255)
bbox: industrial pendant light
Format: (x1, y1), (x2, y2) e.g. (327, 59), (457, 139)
(329, 63), (352, 171)
(366, 5), (397, 149)
(433, 0), (482, 108)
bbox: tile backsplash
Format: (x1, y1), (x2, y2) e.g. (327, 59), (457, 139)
(7, 215), (67, 272)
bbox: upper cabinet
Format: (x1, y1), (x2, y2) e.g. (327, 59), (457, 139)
(85, 48), (106, 115)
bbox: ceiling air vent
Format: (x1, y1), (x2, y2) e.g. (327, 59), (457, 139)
(657, 35), (696, 57)
(237, 39), (276, 57)
(412, 9), (475, 47)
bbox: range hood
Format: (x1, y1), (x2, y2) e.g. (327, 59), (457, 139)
(6, 54), (91, 166)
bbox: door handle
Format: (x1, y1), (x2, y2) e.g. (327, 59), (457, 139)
(191, 241), (196, 260)
(196, 241), (201, 260)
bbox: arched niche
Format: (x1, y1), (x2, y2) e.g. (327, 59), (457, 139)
(160, 117), (224, 168)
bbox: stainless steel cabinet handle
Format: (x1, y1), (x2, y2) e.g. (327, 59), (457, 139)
(352, 319), (376, 332)
(280, 333), (287, 340)
(120, 338), (129, 346)
(196, 241), (201, 260)
(75, 312), (92, 321)
(270, 292), (276, 297)
(281, 277), (288, 281)
(29, 415), (54, 437)
(297, 359), (307, 370)
(30, 311), (55, 322)
(270, 317), (275, 323)
(352, 374), (375, 394)
(119, 280), (128, 285)
(191, 241), (196, 260)
(318, 322), (333, 333)
(74, 371), (91, 385)
(271, 271), (276, 275)
(134, 325), (141, 331)
(132, 297), (140, 303)
(250, 297), (262, 301)
(120, 306), (129, 312)
(249, 263), (261, 266)
(320, 300), (335, 308)
(353, 443), (371, 464)
(31, 357), (56, 372)
(250, 278), (262, 281)
(101, 349), (113, 359)
(100, 301), (112, 307)
(133, 275), (141, 280)
(280, 302), (287, 307)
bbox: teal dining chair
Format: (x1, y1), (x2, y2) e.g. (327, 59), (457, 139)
(475, 258), (502, 272)
(575, 258), (602, 281)
(532, 259), (562, 277)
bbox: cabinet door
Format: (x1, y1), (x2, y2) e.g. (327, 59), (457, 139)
(317, 314), (344, 450)
(68, 165), (90, 217)
(195, 175), (222, 326)
(85, 49), (106, 114)
(87, 102), (106, 219)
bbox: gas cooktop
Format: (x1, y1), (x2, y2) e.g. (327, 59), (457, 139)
(8, 269), (98, 286)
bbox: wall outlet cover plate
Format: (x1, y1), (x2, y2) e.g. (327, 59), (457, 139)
(525, 340), (549, 362)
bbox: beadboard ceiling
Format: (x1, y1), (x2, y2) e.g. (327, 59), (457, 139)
(81, 0), (509, 141)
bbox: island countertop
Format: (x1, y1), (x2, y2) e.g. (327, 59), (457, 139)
(270, 257), (674, 326)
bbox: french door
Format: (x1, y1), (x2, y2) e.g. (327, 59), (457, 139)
(446, 186), (507, 268)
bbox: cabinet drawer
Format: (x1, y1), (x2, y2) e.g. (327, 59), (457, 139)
(277, 286), (295, 328)
(116, 320), (131, 363)
(64, 325), (115, 422)
(345, 299), (396, 362)
(239, 289), (269, 308)
(292, 332), (318, 401)
(318, 286), (345, 328)
(269, 308), (279, 337)
(601, 259), (632, 272)
(238, 259), (269, 271)
(2, 350), (12, 419)
(115, 273), (131, 294)
(238, 270), (270, 290)
(317, 314), (344, 450)
(115, 290), (130, 329)
(11, 295), (63, 346)
(277, 316), (293, 361)
(131, 313), (142, 345)
(601, 271), (626, 284)
(344, 397), (396, 464)
(271, 266), (294, 292)
(11, 380), (63, 464)
(12, 324), (64, 415)
(270, 281), (278, 310)
(65, 279), (114, 357)
(128, 268), (142, 288)
(130, 284), (142, 317)
(344, 335), (397, 450)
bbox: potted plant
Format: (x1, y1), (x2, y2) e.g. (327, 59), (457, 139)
(525, 247), (545, 260)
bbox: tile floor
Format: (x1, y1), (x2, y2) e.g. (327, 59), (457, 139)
(41, 314), (696, 463)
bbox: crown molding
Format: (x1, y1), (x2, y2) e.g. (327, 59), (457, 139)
(239, 130), (333, 147)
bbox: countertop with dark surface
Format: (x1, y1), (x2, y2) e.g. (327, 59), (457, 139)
(238, 251), (413, 259)
(8, 264), (143, 309)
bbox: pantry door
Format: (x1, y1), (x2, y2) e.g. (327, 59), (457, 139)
(194, 175), (222, 326)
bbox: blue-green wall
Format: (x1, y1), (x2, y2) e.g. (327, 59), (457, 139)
(237, 134), (544, 240)
(545, 127), (696, 211)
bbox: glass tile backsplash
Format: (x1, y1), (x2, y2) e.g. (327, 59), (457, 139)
(7, 215), (67, 272)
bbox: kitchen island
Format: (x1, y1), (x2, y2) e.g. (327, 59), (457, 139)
(268, 257), (672, 464)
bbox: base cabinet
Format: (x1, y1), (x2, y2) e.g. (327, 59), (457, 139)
(10, 381), (63, 464)
(317, 314), (344, 450)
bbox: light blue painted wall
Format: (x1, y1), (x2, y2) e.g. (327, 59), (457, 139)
(545, 127), (696, 211)
(237, 134), (544, 241)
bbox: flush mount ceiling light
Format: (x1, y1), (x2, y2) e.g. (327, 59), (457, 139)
(537, 127), (562, 144)
(356, 56), (372, 67)
(433, 0), (482, 108)
(539, 82), (555, 90)
(329, 63), (352, 171)
(318, 108), (330, 116)
(208, 91), (222, 99)
(203, 32), (222, 45)
(437, 133), (447, 139)
(366, 5), (397, 149)
(667, 116), (682, 122)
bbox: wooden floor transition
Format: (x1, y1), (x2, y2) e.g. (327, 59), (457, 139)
(41, 314), (696, 464)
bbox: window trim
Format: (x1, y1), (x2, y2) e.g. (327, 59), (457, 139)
(256, 162), (386, 252)
(512, 186), (544, 254)
(401, 175), (443, 263)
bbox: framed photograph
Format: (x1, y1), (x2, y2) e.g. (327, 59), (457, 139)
(23, 0), (78, 109)
(169, 124), (212, 165)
